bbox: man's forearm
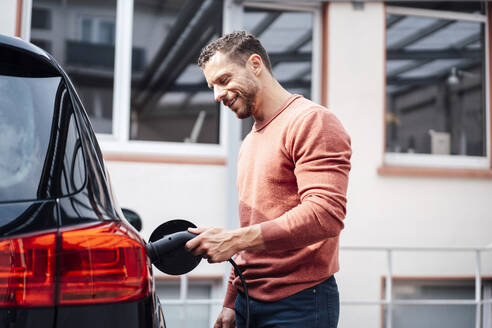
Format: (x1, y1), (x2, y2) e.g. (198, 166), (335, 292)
(234, 224), (265, 252)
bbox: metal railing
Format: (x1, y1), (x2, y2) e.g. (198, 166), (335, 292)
(341, 245), (492, 328)
(160, 245), (492, 328)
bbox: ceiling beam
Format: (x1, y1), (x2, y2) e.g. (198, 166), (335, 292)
(133, 0), (222, 113)
(386, 15), (405, 29)
(387, 33), (482, 79)
(251, 11), (282, 36)
(387, 49), (480, 60)
(135, 0), (203, 92)
(389, 19), (455, 50)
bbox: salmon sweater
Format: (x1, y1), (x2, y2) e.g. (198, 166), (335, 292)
(224, 94), (352, 308)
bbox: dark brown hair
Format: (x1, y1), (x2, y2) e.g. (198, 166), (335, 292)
(198, 30), (272, 73)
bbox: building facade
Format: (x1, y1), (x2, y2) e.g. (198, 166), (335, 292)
(2, 0), (492, 327)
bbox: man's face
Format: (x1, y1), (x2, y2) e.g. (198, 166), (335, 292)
(203, 52), (259, 119)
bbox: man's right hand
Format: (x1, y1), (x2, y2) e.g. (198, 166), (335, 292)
(214, 307), (236, 328)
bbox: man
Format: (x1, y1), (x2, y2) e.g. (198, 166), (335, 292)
(185, 31), (351, 328)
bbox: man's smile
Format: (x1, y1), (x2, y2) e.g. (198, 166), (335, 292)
(225, 95), (237, 108)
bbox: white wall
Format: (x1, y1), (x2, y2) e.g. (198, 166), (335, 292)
(0, 0), (17, 36)
(328, 3), (492, 327)
(329, 0), (492, 252)
(106, 161), (228, 276)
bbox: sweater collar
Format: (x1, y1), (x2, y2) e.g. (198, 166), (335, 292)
(253, 94), (301, 132)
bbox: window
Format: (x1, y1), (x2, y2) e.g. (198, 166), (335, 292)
(0, 72), (85, 202)
(80, 17), (116, 45)
(383, 278), (492, 328)
(31, 7), (51, 30)
(242, 5), (318, 138)
(30, 0), (117, 135)
(156, 279), (220, 328)
(28, 1), (321, 159)
(385, 2), (489, 169)
(130, 0), (223, 144)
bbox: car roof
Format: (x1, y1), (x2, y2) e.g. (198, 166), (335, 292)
(0, 34), (62, 77)
(0, 34), (51, 57)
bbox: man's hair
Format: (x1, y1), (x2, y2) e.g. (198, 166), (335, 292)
(198, 31), (272, 74)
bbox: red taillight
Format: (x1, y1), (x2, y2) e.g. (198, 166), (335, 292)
(0, 222), (150, 308)
(0, 231), (56, 307)
(58, 222), (150, 305)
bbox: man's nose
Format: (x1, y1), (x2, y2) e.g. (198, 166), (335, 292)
(214, 86), (226, 102)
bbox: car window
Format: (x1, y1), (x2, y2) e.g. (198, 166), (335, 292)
(0, 75), (86, 203)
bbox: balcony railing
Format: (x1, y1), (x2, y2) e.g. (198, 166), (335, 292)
(65, 40), (145, 72)
(160, 244), (492, 328)
(341, 245), (492, 328)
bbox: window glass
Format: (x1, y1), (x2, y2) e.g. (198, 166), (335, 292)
(99, 21), (115, 45)
(31, 7), (51, 30)
(130, 0), (223, 144)
(385, 2), (486, 157)
(59, 90), (86, 195)
(0, 75), (85, 202)
(81, 19), (92, 43)
(31, 0), (117, 134)
(156, 281), (211, 328)
(383, 279), (492, 328)
(242, 7), (314, 138)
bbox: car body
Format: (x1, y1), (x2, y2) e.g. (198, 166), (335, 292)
(0, 34), (165, 328)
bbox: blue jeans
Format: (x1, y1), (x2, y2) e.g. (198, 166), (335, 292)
(234, 275), (339, 328)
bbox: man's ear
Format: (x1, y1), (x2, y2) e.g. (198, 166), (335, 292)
(247, 54), (263, 76)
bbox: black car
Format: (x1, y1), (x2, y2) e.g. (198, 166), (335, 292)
(0, 34), (165, 328)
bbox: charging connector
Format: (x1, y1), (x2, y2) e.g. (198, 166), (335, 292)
(145, 223), (251, 328)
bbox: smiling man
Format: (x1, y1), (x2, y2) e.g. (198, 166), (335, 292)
(186, 31), (351, 328)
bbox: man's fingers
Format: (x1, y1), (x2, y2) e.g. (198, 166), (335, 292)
(184, 227), (207, 251)
(188, 227), (207, 234)
(185, 235), (201, 252)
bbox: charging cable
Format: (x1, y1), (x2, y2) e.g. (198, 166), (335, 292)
(228, 259), (250, 328)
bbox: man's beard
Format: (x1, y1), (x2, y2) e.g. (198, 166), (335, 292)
(235, 81), (259, 119)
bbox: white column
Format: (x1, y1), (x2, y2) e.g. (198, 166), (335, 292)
(113, 0), (133, 142)
(221, 0), (244, 301)
(0, 0), (18, 36)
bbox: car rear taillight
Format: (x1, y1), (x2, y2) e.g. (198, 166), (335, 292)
(0, 222), (150, 307)
(58, 222), (150, 305)
(0, 231), (57, 307)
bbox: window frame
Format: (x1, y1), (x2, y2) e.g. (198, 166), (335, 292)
(380, 276), (492, 328)
(23, 0), (323, 164)
(154, 275), (223, 328)
(381, 4), (492, 174)
(243, 1), (323, 106)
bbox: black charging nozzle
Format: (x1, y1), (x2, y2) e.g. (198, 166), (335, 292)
(145, 219), (201, 275)
(145, 219), (250, 328)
